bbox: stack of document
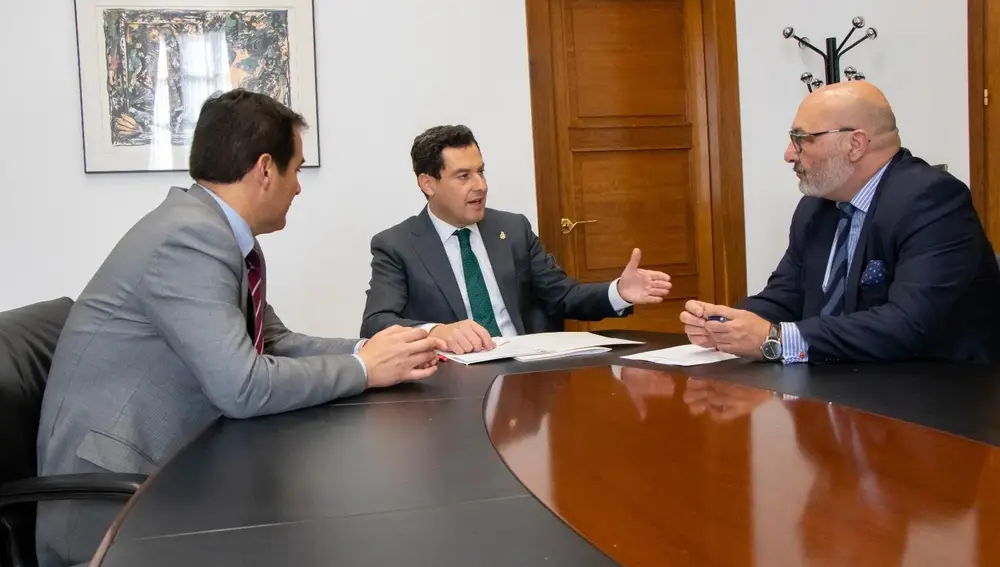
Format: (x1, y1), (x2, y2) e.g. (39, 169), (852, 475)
(437, 332), (644, 365)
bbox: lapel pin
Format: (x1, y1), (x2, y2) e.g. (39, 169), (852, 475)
(500, 231), (506, 240)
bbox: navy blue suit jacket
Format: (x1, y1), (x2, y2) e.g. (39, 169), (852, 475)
(741, 148), (1000, 363)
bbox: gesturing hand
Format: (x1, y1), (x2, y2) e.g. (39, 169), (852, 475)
(359, 326), (447, 387)
(616, 248), (672, 304)
(620, 366), (676, 420)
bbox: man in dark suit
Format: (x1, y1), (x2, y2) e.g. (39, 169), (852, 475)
(360, 125), (673, 353)
(681, 81), (1000, 363)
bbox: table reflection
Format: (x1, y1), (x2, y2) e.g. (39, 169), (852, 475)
(790, 403), (987, 567)
(485, 364), (1000, 566)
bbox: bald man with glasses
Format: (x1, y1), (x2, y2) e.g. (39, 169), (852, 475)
(680, 81), (1000, 364)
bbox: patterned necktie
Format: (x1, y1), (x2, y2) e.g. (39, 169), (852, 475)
(454, 228), (502, 337)
(245, 249), (266, 353)
(821, 203), (855, 317)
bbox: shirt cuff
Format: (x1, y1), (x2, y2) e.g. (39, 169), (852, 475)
(780, 323), (809, 364)
(608, 278), (632, 314)
(419, 323), (439, 333)
(352, 340), (369, 379)
(352, 354), (368, 379)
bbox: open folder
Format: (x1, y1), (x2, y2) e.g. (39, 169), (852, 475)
(437, 332), (644, 365)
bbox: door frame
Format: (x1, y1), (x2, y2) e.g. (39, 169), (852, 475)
(525, 0), (748, 307)
(969, 0), (987, 217)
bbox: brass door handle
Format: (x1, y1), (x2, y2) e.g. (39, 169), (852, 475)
(560, 217), (598, 234)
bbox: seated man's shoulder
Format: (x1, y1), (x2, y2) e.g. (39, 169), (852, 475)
(481, 208), (534, 240)
(144, 193), (237, 251)
(65, 191), (240, 330)
(885, 152), (968, 201)
(370, 212), (422, 248)
(484, 207), (530, 225)
(105, 189), (244, 281)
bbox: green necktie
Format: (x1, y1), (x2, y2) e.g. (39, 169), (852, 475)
(454, 228), (502, 336)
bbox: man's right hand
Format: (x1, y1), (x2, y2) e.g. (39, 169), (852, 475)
(679, 299), (717, 349)
(359, 326), (447, 388)
(429, 320), (496, 354)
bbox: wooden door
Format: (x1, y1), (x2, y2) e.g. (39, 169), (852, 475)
(527, 0), (746, 333)
(970, 0), (1000, 245)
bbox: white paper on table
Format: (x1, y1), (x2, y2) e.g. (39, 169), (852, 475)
(437, 332), (642, 365)
(620, 344), (738, 367)
(513, 346), (611, 362)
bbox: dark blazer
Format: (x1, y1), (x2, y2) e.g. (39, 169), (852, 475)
(741, 148), (1000, 363)
(360, 207), (630, 338)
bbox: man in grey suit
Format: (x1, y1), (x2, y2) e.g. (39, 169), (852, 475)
(35, 90), (444, 567)
(360, 125), (673, 354)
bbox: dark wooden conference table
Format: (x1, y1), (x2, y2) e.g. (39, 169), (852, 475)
(92, 331), (1000, 566)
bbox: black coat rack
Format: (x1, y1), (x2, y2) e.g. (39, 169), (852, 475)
(782, 17), (878, 92)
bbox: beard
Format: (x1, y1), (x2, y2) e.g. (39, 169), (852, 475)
(795, 153), (853, 198)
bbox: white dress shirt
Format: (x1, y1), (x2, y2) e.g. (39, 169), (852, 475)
(424, 206), (631, 337)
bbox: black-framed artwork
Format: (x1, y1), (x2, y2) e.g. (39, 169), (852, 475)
(73, 0), (320, 173)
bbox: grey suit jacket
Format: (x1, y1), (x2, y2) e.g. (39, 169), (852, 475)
(37, 184), (367, 478)
(359, 207), (631, 338)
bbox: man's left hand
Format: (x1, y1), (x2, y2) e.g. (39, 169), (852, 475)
(617, 248), (672, 304)
(701, 304), (771, 360)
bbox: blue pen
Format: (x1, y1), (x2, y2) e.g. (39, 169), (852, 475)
(706, 315), (728, 323)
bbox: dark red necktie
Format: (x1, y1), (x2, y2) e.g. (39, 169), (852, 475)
(245, 249), (266, 354)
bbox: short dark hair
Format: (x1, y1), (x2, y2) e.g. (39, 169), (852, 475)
(189, 88), (306, 183)
(410, 125), (479, 179)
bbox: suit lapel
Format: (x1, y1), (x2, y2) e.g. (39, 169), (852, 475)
(843, 220), (869, 312)
(412, 210), (467, 320)
(478, 212), (525, 335)
(186, 183), (251, 319)
(843, 150), (903, 312)
(240, 259), (250, 319)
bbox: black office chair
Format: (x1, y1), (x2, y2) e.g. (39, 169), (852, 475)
(0, 298), (146, 567)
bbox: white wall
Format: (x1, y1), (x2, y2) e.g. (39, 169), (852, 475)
(0, 0), (969, 334)
(0, 0), (538, 337)
(735, 0), (969, 294)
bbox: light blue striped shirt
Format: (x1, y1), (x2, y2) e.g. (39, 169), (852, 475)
(780, 161), (890, 363)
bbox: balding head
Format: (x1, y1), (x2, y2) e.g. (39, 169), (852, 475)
(785, 81), (901, 202)
(801, 82), (899, 149)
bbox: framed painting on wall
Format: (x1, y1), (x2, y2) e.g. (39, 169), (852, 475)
(73, 0), (320, 173)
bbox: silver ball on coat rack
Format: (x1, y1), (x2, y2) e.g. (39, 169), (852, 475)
(783, 16), (879, 92)
(800, 72), (826, 93)
(843, 66), (867, 82)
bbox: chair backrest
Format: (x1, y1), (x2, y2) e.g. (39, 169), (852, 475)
(0, 298), (73, 488)
(521, 303), (565, 334)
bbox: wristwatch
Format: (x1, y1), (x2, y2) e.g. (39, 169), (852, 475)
(760, 323), (783, 362)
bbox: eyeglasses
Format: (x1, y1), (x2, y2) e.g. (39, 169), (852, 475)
(788, 128), (856, 153)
